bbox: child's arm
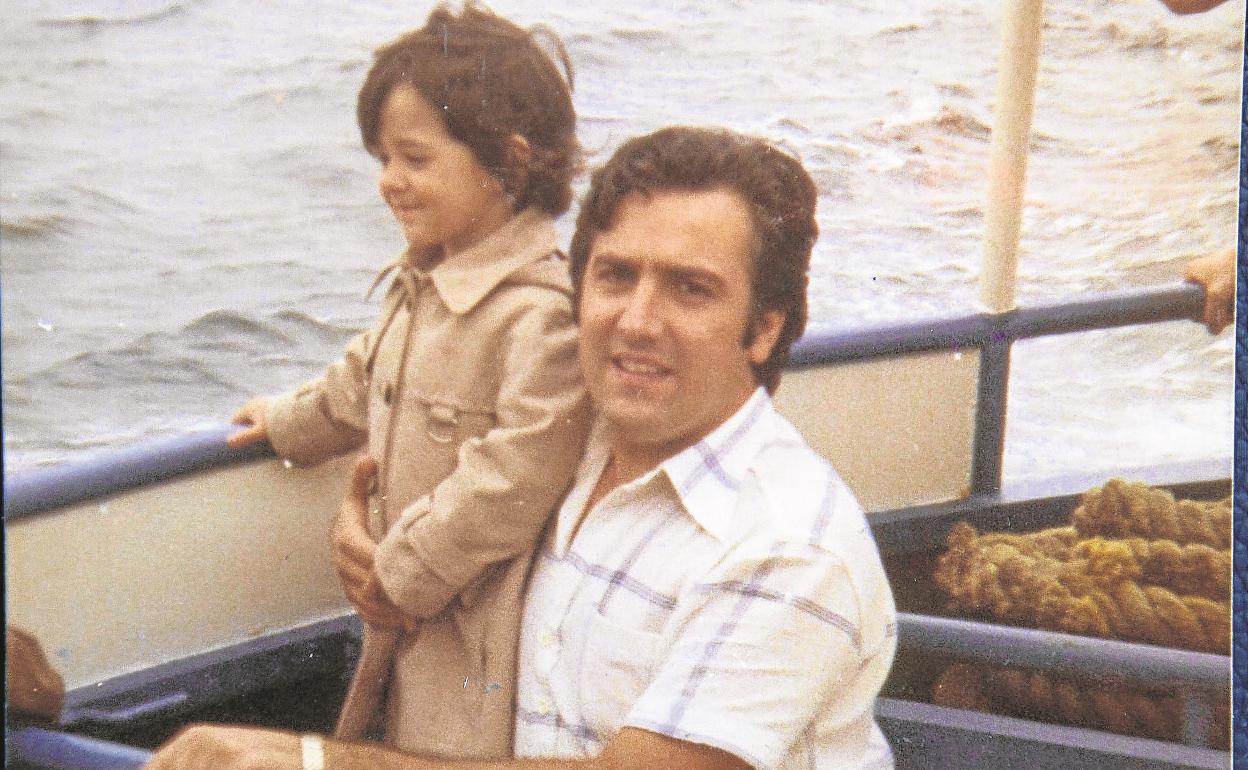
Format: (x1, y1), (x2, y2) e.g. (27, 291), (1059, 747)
(372, 297), (591, 620)
(238, 325), (377, 466)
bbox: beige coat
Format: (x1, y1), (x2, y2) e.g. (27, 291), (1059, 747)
(265, 209), (590, 758)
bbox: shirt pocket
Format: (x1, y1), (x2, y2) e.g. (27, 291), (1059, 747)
(577, 610), (662, 741)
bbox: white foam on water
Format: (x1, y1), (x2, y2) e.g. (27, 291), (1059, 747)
(1, 0), (1240, 479)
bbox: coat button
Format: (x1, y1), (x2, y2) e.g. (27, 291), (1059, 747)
(382, 382), (394, 405)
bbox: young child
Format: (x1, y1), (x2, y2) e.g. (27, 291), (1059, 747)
(227, 4), (589, 759)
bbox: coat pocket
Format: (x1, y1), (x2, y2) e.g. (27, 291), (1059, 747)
(423, 399), (496, 446)
(576, 611), (662, 740)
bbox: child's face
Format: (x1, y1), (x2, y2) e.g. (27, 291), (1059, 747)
(374, 84), (512, 261)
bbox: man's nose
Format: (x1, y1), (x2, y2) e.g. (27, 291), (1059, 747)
(615, 278), (663, 338)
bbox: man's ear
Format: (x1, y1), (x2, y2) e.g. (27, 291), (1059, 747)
(746, 309), (785, 366)
(502, 134), (531, 200)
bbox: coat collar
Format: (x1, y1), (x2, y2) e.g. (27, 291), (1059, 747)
(369, 208), (561, 315)
(429, 208), (561, 314)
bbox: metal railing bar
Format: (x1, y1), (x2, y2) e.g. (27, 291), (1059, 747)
(4, 282), (1210, 521)
(8, 727), (152, 770)
(789, 282), (1204, 368)
(875, 698), (1228, 769)
(4, 425), (274, 520)
(896, 612), (1229, 690)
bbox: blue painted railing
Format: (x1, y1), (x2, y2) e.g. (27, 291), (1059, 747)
(8, 727), (152, 770)
(3, 282), (1209, 521)
(897, 612), (1229, 747)
(4, 425), (272, 520)
(1, 280), (1220, 767)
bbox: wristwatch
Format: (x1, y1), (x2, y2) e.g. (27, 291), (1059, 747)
(301, 734), (325, 770)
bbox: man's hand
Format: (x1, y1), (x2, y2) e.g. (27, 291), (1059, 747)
(333, 456), (415, 631)
(228, 397), (272, 449)
(145, 724), (301, 770)
(1183, 249), (1236, 334)
(6, 626), (65, 720)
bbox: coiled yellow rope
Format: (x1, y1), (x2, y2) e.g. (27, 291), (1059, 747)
(1072, 479), (1230, 549)
(934, 521), (1229, 652)
(931, 663), (1233, 745)
(1075, 536), (1229, 602)
(930, 480), (1231, 743)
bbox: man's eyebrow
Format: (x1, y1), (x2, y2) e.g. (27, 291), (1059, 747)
(587, 251), (636, 267)
(590, 251), (728, 287)
(668, 264), (725, 286)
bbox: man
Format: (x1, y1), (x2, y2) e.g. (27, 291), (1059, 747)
(145, 126), (898, 770)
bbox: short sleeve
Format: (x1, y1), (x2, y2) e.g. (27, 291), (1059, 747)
(624, 539), (866, 770)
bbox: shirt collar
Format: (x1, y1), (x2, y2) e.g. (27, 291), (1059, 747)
(394, 208), (560, 315)
(658, 388), (775, 542)
(552, 419), (614, 556)
(554, 389), (777, 551)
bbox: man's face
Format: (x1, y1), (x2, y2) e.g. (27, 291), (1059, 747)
(578, 187), (783, 462)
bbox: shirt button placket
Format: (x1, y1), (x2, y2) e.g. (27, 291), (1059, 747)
(535, 627), (560, 673)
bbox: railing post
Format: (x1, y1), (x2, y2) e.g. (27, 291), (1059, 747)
(970, 333), (1012, 494)
(1180, 687), (1215, 748)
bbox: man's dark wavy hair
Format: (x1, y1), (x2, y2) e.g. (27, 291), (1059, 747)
(357, 2), (579, 215)
(569, 126), (818, 393)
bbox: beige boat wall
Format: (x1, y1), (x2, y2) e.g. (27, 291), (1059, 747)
(5, 351), (978, 692)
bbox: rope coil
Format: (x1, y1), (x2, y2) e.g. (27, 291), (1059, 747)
(930, 480), (1231, 744)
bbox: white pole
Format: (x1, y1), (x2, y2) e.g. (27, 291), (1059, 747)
(981, 0), (1046, 314)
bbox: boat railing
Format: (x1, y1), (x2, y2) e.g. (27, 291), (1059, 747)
(9, 726), (153, 770)
(790, 281), (1209, 496)
(4, 280), (1227, 769)
(895, 612), (1229, 748)
(8, 609), (1230, 770)
(3, 280), (1212, 521)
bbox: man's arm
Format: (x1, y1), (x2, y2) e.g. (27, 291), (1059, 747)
(1158, 0), (1229, 14)
(144, 725), (750, 770)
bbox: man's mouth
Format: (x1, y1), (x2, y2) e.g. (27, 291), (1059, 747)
(612, 354), (671, 378)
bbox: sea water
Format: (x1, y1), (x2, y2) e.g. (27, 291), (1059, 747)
(1, 0), (1239, 481)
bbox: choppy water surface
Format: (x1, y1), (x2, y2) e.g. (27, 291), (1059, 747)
(1, 0), (1239, 481)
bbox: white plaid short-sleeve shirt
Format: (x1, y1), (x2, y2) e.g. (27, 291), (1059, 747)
(514, 388), (897, 770)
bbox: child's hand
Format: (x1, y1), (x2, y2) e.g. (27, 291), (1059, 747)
(227, 397), (271, 449)
(332, 455), (417, 632)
